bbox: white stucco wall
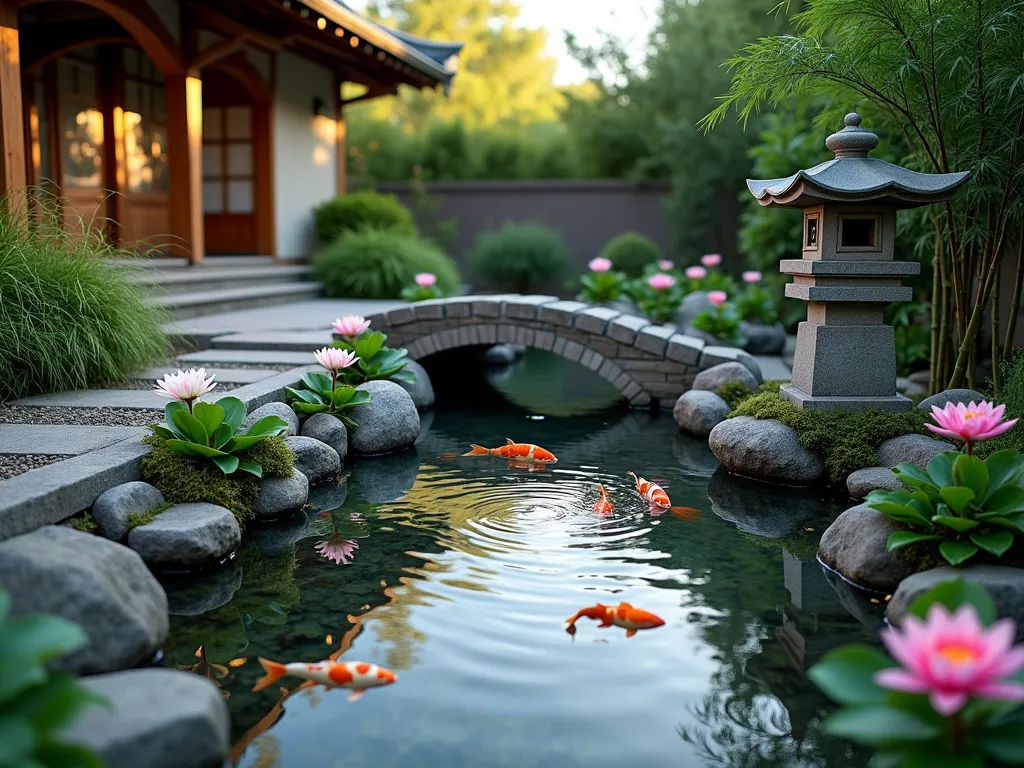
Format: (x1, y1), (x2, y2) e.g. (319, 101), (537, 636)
(273, 51), (338, 258)
(145, 0), (180, 43)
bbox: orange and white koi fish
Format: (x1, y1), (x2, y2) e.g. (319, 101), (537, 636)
(565, 601), (665, 638)
(463, 438), (558, 464)
(627, 471), (701, 520)
(253, 657), (397, 703)
(593, 484), (614, 515)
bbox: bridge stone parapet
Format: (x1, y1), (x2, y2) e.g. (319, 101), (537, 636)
(364, 295), (761, 411)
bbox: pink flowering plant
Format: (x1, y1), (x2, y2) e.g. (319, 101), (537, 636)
(577, 257), (628, 304)
(866, 401), (1024, 566)
(286, 347), (371, 427)
(734, 270), (778, 325)
(329, 315), (416, 386)
(684, 255), (736, 294)
(400, 272), (443, 302)
(633, 271), (684, 323)
(691, 291), (746, 346)
(810, 579), (1024, 764)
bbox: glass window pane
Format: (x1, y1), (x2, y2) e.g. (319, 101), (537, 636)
(203, 108), (223, 141)
(202, 145), (222, 178)
(61, 103), (104, 188)
(225, 106), (252, 140)
(123, 47), (138, 75)
(77, 64), (97, 100)
(226, 143), (252, 177)
(227, 180), (253, 213)
(203, 181), (224, 213)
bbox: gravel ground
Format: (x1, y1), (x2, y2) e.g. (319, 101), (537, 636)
(0, 454), (69, 480)
(101, 380), (243, 392)
(0, 405), (163, 427)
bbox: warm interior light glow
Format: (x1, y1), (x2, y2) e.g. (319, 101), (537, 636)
(350, 36), (359, 47)
(335, 27), (344, 37)
(317, 17), (326, 30)
(312, 114), (336, 167)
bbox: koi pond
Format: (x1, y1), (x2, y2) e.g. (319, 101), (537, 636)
(162, 350), (880, 767)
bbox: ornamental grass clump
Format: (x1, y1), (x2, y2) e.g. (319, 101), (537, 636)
(0, 199), (167, 402)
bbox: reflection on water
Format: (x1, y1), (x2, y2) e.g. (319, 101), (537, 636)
(163, 354), (879, 767)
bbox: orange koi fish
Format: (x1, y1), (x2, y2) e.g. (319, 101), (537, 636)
(627, 471), (701, 520)
(593, 484), (614, 515)
(565, 601), (665, 638)
(463, 438), (558, 464)
(253, 657), (396, 703)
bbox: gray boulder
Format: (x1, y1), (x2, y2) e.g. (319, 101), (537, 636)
(300, 412), (349, 462)
(508, 344), (527, 358)
(348, 380), (420, 455)
(918, 388), (987, 412)
(887, 566), (1024, 641)
(485, 344), (517, 364)
(685, 325), (742, 349)
(92, 481), (165, 542)
(608, 298), (639, 316)
(846, 466), (906, 499)
(709, 416), (824, 485)
(163, 557), (243, 616)
(701, 346), (764, 383)
(285, 435), (341, 485)
(60, 668), (230, 768)
(128, 503), (241, 571)
(741, 322), (787, 355)
(877, 433), (955, 469)
(693, 361), (759, 394)
(818, 503), (917, 592)
(673, 390), (731, 437)
(350, 449), (421, 504)
(254, 468), (309, 520)
(675, 290), (713, 328)
(397, 360), (435, 410)
(707, 468), (821, 538)
(0, 526), (168, 675)
(241, 401), (299, 436)
(909, 370), (931, 384)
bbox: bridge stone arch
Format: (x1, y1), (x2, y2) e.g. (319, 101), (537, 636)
(365, 295), (761, 410)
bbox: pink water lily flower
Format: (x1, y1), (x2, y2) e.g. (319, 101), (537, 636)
(875, 603), (1024, 716)
(415, 272), (437, 288)
(658, 260), (674, 271)
(588, 257), (612, 273)
(314, 535), (359, 565)
(314, 347), (358, 373)
(685, 265), (707, 280)
(742, 270), (762, 284)
(701, 253), (722, 268)
(648, 273), (676, 291)
(926, 400), (1018, 454)
(708, 290), (728, 306)
(153, 368), (217, 411)
(333, 315), (371, 337)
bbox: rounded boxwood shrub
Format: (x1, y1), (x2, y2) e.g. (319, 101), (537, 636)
(600, 232), (661, 277)
(0, 204), (167, 402)
(313, 191), (416, 246)
(313, 228), (461, 299)
(472, 222), (568, 293)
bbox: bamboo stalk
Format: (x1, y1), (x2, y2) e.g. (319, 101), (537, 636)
(991, 279), (1001, 392)
(929, 237), (942, 395)
(1002, 235), (1024, 361)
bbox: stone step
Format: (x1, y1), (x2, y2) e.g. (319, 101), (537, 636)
(128, 367), (279, 384)
(209, 330), (334, 351)
(145, 282), (322, 321)
(175, 348), (316, 366)
(0, 425), (147, 455)
(10, 389), (169, 409)
(129, 264), (312, 296)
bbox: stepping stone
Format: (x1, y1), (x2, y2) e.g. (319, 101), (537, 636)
(129, 367), (278, 384)
(175, 349), (313, 366)
(0, 425), (146, 455)
(210, 330), (335, 351)
(10, 389), (167, 409)
(128, 503), (241, 571)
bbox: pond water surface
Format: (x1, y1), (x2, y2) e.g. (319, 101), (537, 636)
(163, 351), (881, 768)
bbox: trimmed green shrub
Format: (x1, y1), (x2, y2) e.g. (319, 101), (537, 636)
(731, 391), (929, 483)
(313, 228), (461, 299)
(472, 222), (568, 293)
(979, 352), (1024, 458)
(140, 435), (294, 526)
(599, 232), (661, 278)
(0, 202), (167, 402)
(312, 191), (416, 246)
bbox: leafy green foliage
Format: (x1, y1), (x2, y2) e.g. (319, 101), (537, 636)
(140, 435), (293, 526)
(334, 330), (416, 385)
(149, 397), (288, 477)
(810, 580), (1024, 766)
(286, 372), (371, 428)
(599, 232), (661, 278)
(731, 391), (929, 482)
(888, 302), (930, 377)
(312, 191), (415, 246)
(400, 282), (442, 303)
(716, 381), (756, 409)
(472, 222), (568, 293)
(735, 284), (778, 325)
(629, 279), (684, 324)
(577, 269), (628, 304)
(866, 450), (1024, 567)
(979, 352), (1024, 458)
(0, 196), (167, 402)
(691, 304), (745, 346)
(0, 588), (107, 768)
(313, 228), (461, 299)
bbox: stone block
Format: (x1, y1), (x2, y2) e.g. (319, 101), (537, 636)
(534, 330), (555, 351)
(785, 283), (914, 303)
(790, 322), (895, 397)
(537, 300), (588, 327)
(561, 340), (585, 362)
(635, 325), (675, 356)
(781, 259), (920, 276)
(503, 295), (558, 320)
(622, 381), (642, 400)
(666, 334), (704, 365)
(479, 325), (498, 344)
(515, 326), (535, 346)
(471, 296), (508, 318)
(0, 425), (146, 456)
(781, 385), (913, 413)
(386, 306), (416, 325)
(590, 338), (619, 357)
(441, 297), (473, 318)
(497, 325), (515, 343)
(608, 314), (652, 344)
(598, 359), (623, 382)
(630, 391), (652, 408)
(613, 372), (633, 390)
(552, 336), (568, 356)
(575, 306), (622, 334)
(412, 301), (446, 321)
(581, 350), (604, 372)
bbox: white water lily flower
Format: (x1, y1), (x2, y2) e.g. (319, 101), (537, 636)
(314, 347), (358, 372)
(153, 368), (217, 404)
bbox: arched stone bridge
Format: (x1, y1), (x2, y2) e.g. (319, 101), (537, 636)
(364, 295), (761, 410)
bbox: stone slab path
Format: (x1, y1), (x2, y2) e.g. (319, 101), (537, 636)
(0, 425), (147, 455)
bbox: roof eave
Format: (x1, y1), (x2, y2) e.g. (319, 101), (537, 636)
(749, 171), (971, 209)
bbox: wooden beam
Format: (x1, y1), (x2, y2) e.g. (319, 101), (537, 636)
(187, 36), (247, 76)
(21, 18), (132, 74)
(98, 44), (122, 241)
(0, 5), (26, 198)
(165, 74), (204, 261)
(335, 72), (345, 196)
(188, 4), (283, 54)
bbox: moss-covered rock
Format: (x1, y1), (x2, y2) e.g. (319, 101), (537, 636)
(140, 436), (294, 527)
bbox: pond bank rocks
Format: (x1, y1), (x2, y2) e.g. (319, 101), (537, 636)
(673, 390), (730, 437)
(163, 557), (243, 616)
(0, 526), (168, 675)
(348, 380), (420, 455)
(876, 433), (954, 469)
(128, 503), (241, 571)
(741, 321), (787, 355)
(242, 401), (299, 436)
(484, 344), (520, 364)
(285, 435), (341, 485)
(708, 416), (823, 485)
(254, 468), (309, 520)
(917, 388), (987, 412)
(846, 466), (905, 499)
(397, 360), (435, 410)
(60, 668), (230, 768)
(300, 412), (349, 462)
(692, 361), (759, 394)
(818, 503), (917, 593)
(91, 481), (165, 541)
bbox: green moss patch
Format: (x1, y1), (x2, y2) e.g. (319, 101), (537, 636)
(67, 513), (97, 534)
(978, 351), (1024, 458)
(125, 500), (173, 533)
(140, 436), (294, 527)
(730, 391), (929, 483)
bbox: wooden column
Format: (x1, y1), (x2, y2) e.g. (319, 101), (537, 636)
(335, 74), (346, 196)
(99, 44), (123, 241)
(165, 73), (204, 261)
(0, 6), (26, 199)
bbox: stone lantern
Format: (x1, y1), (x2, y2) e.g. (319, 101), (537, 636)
(747, 113), (969, 412)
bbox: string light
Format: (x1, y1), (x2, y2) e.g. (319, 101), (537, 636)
(316, 17), (326, 30)
(335, 28), (344, 37)
(350, 36), (359, 47)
